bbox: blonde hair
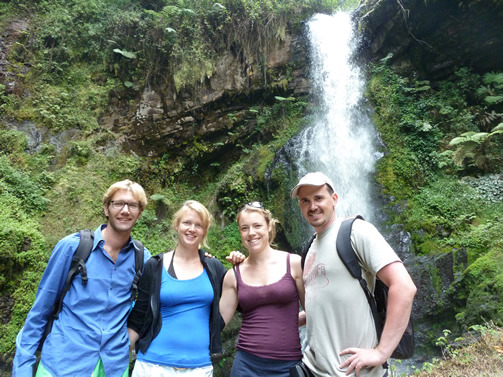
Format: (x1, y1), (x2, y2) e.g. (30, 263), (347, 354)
(236, 205), (277, 245)
(172, 200), (213, 248)
(103, 179), (147, 209)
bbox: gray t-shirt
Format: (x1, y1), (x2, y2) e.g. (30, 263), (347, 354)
(303, 218), (400, 377)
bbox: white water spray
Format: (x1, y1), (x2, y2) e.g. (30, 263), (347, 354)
(293, 12), (379, 220)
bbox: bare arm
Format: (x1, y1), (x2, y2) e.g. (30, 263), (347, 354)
(374, 261), (416, 358)
(128, 328), (140, 352)
(290, 253), (306, 326)
(340, 261), (416, 376)
(219, 269), (239, 327)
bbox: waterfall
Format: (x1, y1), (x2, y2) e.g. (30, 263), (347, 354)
(291, 12), (380, 222)
(281, 14), (428, 372)
(286, 9), (381, 352)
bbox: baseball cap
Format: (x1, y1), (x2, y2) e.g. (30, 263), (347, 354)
(290, 172), (335, 198)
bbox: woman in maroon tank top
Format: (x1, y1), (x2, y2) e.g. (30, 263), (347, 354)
(220, 202), (306, 377)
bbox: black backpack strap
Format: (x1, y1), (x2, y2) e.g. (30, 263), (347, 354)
(301, 233), (316, 270)
(53, 229), (94, 319)
(336, 216), (383, 338)
(131, 239), (144, 301)
(336, 216), (388, 367)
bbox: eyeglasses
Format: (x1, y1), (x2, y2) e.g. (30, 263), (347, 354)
(245, 201), (264, 209)
(240, 201), (265, 212)
(110, 200), (141, 212)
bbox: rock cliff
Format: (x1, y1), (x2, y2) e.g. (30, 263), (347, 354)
(102, 30), (310, 161)
(355, 0), (503, 78)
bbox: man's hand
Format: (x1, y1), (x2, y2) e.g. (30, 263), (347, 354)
(339, 347), (386, 377)
(226, 251), (246, 265)
(298, 310), (306, 327)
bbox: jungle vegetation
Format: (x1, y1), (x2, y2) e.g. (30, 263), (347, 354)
(0, 0), (502, 376)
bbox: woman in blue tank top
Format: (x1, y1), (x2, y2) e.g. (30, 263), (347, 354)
(128, 200), (231, 376)
(219, 202), (306, 377)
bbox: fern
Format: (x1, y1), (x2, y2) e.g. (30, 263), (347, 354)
(478, 72), (503, 104)
(448, 124), (503, 169)
(484, 95), (503, 105)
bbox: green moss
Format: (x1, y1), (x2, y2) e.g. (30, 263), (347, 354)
(254, 145), (274, 178)
(457, 250), (503, 328)
(0, 129), (27, 156)
(376, 155), (413, 199)
(428, 264), (444, 296)
(0, 191), (47, 357)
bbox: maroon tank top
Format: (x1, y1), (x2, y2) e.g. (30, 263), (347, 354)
(235, 253), (302, 360)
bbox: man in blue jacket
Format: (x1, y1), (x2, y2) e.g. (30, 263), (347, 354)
(13, 179), (152, 377)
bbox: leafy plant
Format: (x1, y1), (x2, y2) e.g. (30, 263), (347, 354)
(413, 323), (503, 376)
(0, 155), (50, 213)
(448, 123), (503, 171)
(476, 72), (503, 106)
(459, 174), (503, 203)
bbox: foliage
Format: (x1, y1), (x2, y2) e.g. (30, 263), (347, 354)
(411, 323), (503, 377)
(476, 72), (503, 106)
(456, 249), (503, 329)
(445, 71), (503, 173)
(207, 222), (244, 268)
(0, 176), (48, 359)
(368, 61), (503, 212)
(448, 123), (503, 171)
(0, 129), (27, 157)
(38, 149), (142, 245)
(131, 208), (174, 256)
(216, 163), (261, 219)
(0, 155), (50, 213)
(405, 177), (482, 253)
(368, 61), (503, 346)
(369, 60), (446, 197)
(3, 0), (335, 123)
(459, 174), (503, 203)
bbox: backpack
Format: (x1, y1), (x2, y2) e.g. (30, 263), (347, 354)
(300, 216), (414, 364)
(37, 229), (144, 351)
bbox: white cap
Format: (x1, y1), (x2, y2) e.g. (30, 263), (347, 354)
(290, 172), (335, 198)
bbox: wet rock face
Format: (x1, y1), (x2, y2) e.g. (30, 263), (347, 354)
(3, 18), (310, 161)
(107, 31), (311, 159)
(354, 0), (503, 79)
(0, 19), (30, 93)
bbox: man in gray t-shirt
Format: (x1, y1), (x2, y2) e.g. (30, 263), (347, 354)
(291, 172), (416, 377)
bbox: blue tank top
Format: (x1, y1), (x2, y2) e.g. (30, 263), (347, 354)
(137, 267), (214, 368)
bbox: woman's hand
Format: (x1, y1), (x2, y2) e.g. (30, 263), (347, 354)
(226, 251), (246, 265)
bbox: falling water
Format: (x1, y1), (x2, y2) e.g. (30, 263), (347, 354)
(285, 14), (427, 371)
(292, 12), (380, 221)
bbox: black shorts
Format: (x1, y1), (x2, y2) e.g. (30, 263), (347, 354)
(230, 350), (300, 377)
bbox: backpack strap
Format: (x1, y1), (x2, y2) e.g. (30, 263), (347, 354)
(300, 232), (316, 270)
(131, 239), (144, 301)
(53, 229), (94, 319)
(336, 216), (389, 368)
(336, 216), (384, 338)
(41, 231), (143, 351)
